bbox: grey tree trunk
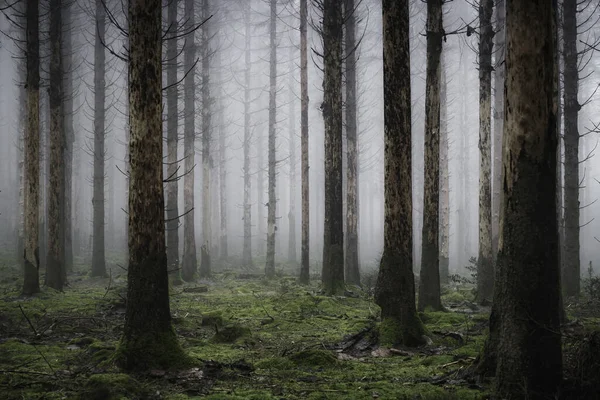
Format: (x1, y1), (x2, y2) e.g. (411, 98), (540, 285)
(476, 0), (494, 304)
(492, 0), (505, 257)
(299, 0), (310, 284)
(199, 0), (212, 278)
(491, 1), (562, 397)
(439, 49), (450, 285)
(288, 45), (297, 265)
(46, 0), (65, 291)
(63, 0), (74, 274)
(181, 0), (197, 282)
(562, 0), (580, 297)
(265, 0), (277, 278)
(91, 0), (107, 278)
(166, 0), (181, 284)
(242, 1), (253, 270)
(321, 0), (345, 295)
(375, 0), (425, 347)
(117, 0), (185, 371)
(217, 50), (227, 261)
(344, 0), (360, 287)
(22, 0), (41, 295)
(418, 0), (443, 312)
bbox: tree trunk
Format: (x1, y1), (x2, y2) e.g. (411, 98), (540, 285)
(493, 1), (562, 397)
(562, 0), (580, 298)
(217, 50), (227, 262)
(166, 0), (181, 284)
(418, 0), (443, 312)
(46, 0), (65, 291)
(439, 49), (450, 285)
(492, 0), (505, 257)
(117, 0), (185, 370)
(476, 0), (494, 304)
(375, 0), (425, 346)
(91, 0), (107, 278)
(181, 0), (197, 282)
(344, 0), (360, 287)
(299, 0), (310, 284)
(321, 0), (344, 295)
(265, 0), (277, 279)
(63, 0), (74, 275)
(22, 0), (41, 295)
(242, 0), (253, 270)
(199, 0), (212, 278)
(288, 45), (297, 265)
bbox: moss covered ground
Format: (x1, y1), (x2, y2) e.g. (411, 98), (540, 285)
(1, 253), (491, 399)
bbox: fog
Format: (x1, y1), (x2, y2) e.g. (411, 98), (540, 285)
(1, 0), (600, 277)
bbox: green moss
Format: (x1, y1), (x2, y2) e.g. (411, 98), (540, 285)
(255, 356), (295, 370)
(84, 373), (144, 400)
(289, 349), (338, 368)
(202, 311), (224, 327)
(378, 317), (426, 347)
(212, 325), (251, 343)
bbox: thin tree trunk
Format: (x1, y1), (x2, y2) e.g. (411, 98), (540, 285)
(265, 0), (277, 278)
(118, 0), (185, 370)
(63, 0), (74, 275)
(344, 0), (360, 287)
(288, 45), (297, 265)
(477, 0), (494, 304)
(242, 0), (253, 270)
(91, 0), (107, 278)
(22, 0), (41, 295)
(562, 0), (580, 297)
(166, 0), (181, 284)
(321, 0), (344, 295)
(199, 0), (212, 278)
(46, 0), (65, 291)
(418, 0), (443, 312)
(439, 49), (450, 285)
(493, 1), (561, 397)
(299, 0), (310, 284)
(181, 0), (197, 281)
(492, 0), (505, 257)
(217, 50), (227, 261)
(375, 0), (425, 346)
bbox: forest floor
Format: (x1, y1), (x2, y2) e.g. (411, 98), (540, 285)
(0, 253), (598, 400)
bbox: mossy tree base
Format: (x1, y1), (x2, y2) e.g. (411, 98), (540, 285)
(115, 328), (192, 371)
(378, 316), (426, 348)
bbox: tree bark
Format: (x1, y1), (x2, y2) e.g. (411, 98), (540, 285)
(181, 0), (197, 282)
(242, 0), (253, 271)
(418, 0), (443, 312)
(265, 0), (277, 278)
(217, 49), (227, 262)
(321, 0), (344, 295)
(562, 0), (580, 297)
(22, 0), (41, 295)
(118, 0), (185, 370)
(288, 45), (297, 265)
(63, 0), (74, 275)
(477, 0), (494, 304)
(299, 0), (310, 285)
(493, 1), (562, 397)
(46, 0), (65, 291)
(492, 0), (505, 258)
(199, 0), (212, 278)
(439, 49), (450, 285)
(166, 0), (181, 285)
(375, 0), (425, 347)
(344, 0), (360, 287)
(91, 0), (107, 278)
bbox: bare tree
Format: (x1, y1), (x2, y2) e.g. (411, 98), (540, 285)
(299, 0), (310, 284)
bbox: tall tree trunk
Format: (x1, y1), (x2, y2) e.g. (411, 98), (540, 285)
(288, 45), (297, 265)
(22, 0), (41, 295)
(562, 0), (580, 297)
(492, 1), (562, 398)
(63, 0), (74, 275)
(477, 0), (494, 304)
(117, 0), (185, 370)
(181, 0), (197, 281)
(375, 0), (425, 346)
(492, 0), (505, 257)
(321, 0), (344, 295)
(265, 0), (277, 278)
(344, 0), (360, 287)
(242, 0), (253, 270)
(299, 0), (310, 284)
(166, 0), (181, 284)
(91, 0), (107, 278)
(439, 49), (450, 285)
(418, 0), (443, 312)
(46, 0), (65, 291)
(199, 0), (212, 278)
(17, 61), (26, 269)
(217, 50), (227, 261)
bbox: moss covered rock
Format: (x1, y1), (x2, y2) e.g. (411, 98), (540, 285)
(83, 373), (144, 400)
(289, 349), (337, 368)
(212, 324), (251, 343)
